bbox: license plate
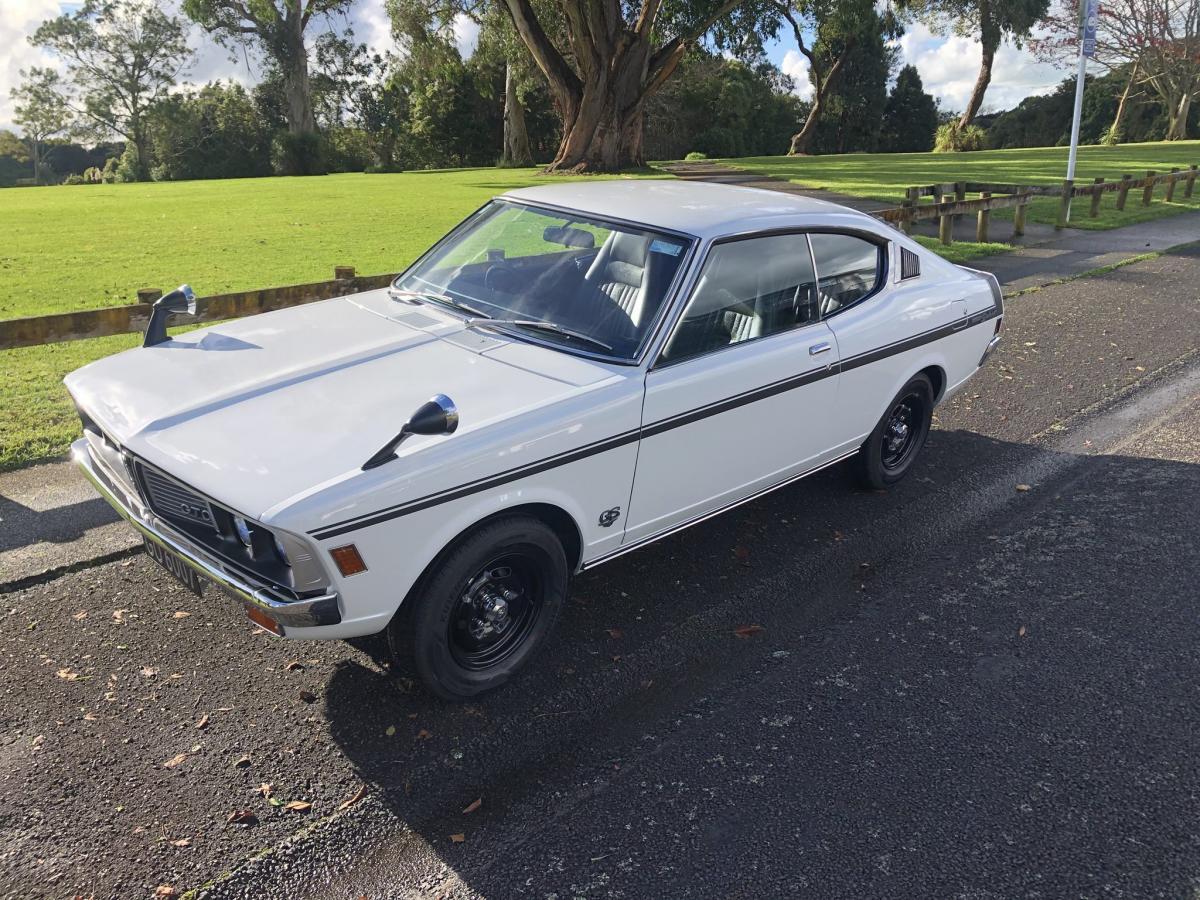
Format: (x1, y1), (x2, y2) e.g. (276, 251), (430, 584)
(143, 538), (206, 596)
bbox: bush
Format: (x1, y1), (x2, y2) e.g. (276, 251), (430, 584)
(271, 131), (328, 176)
(933, 122), (987, 152)
(62, 173), (87, 185)
(114, 144), (141, 181)
(101, 156), (119, 183)
(684, 151), (708, 161)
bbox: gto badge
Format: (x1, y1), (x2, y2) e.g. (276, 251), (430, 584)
(598, 507), (621, 528)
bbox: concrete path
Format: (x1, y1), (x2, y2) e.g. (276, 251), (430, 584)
(3, 188), (1199, 591)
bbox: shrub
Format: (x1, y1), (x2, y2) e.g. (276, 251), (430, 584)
(62, 173), (86, 185)
(114, 144), (141, 181)
(271, 131), (328, 176)
(933, 122), (987, 152)
(684, 151), (708, 161)
(101, 156), (119, 183)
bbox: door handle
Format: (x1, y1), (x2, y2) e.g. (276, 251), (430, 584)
(809, 342), (832, 355)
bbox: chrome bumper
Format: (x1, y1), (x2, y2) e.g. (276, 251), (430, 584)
(979, 334), (1002, 367)
(72, 438), (341, 631)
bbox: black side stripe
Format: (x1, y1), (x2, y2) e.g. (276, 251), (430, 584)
(309, 305), (1000, 541)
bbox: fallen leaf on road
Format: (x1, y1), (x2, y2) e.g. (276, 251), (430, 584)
(195, 713), (210, 730)
(449, 833), (466, 843)
(173, 611), (191, 619)
(1018, 625), (1027, 637)
(462, 798), (482, 815)
(72, 611), (88, 621)
(31, 735), (44, 751)
(284, 660), (303, 671)
(139, 666), (160, 678)
(83, 712), (97, 721)
(606, 627), (624, 639)
(154, 885), (178, 898)
(298, 690), (317, 704)
(734, 545), (751, 561)
(385, 725), (396, 736)
(733, 625), (765, 638)
(255, 782), (273, 798)
(233, 754), (252, 768)
(56, 668), (80, 681)
(284, 801), (312, 813)
(338, 785), (368, 811)
(416, 728), (432, 741)
(226, 810), (258, 826)
(162, 753), (187, 769)
(170, 838), (191, 848)
(268, 796), (284, 807)
(1015, 484), (1032, 492)
(112, 609), (129, 623)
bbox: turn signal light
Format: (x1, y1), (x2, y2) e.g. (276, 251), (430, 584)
(330, 544), (368, 577)
(246, 606), (282, 636)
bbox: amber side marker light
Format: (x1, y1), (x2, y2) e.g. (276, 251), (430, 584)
(246, 605), (283, 636)
(331, 544), (368, 577)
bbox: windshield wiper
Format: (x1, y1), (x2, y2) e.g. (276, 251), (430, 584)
(463, 318), (614, 353)
(390, 288), (493, 320)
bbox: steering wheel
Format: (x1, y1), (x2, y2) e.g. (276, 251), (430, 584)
(484, 262), (520, 296)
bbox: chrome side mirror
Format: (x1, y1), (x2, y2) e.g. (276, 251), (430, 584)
(362, 394), (459, 470)
(143, 284), (197, 347)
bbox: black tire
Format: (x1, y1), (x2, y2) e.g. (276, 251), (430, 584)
(387, 516), (567, 700)
(853, 373), (934, 490)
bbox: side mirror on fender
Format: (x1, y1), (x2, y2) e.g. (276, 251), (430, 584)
(362, 394), (459, 470)
(143, 284), (197, 348)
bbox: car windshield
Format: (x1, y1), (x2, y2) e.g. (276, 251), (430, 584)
(393, 201), (693, 360)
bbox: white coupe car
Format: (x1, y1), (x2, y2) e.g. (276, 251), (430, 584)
(67, 180), (1002, 699)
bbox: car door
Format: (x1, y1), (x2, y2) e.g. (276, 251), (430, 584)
(622, 232), (843, 545)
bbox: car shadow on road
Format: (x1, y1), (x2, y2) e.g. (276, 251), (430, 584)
(0, 492), (118, 554)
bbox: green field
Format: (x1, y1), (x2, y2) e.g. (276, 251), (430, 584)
(0, 167), (660, 321)
(728, 140), (1200, 230)
(3, 141), (1198, 474)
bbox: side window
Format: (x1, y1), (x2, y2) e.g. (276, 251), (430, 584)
(809, 233), (883, 317)
(661, 233), (819, 364)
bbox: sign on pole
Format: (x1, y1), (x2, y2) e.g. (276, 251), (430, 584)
(1082, 0), (1100, 57)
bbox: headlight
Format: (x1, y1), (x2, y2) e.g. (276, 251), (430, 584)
(233, 516), (253, 548)
(273, 536), (290, 566)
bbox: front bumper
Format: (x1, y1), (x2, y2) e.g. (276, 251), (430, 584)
(72, 437), (341, 631)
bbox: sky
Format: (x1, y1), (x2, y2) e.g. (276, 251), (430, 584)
(0, 0), (1075, 135)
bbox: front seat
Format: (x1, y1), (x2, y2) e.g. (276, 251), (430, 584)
(585, 231), (653, 326)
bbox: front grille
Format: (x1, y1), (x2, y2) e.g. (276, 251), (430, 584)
(138, 464), (218, 531)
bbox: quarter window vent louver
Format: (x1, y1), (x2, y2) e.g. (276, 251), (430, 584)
(900, 246), (921, 280)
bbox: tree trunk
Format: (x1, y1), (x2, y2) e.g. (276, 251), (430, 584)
(958, 35), (997, 128)
(31, 141), (43, 185)
(542, 39), (659, 172)
(789, 94), (823, 154)
(1106, 64), (1138, 143)
(281, 9), (316, 136)
(501, 62), (534, 166)
(1165, 92), (1192, 140)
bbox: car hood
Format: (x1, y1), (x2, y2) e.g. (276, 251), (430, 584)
(65, 290), (621, 520)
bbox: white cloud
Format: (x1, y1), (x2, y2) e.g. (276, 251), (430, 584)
(452, 13), (480, 60)
(780, 49), (814, 102)
(891, 21), (1068, 115)
(0, 0), (64, 132)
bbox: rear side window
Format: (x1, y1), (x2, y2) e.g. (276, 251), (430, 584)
(810, 233), (883, 317)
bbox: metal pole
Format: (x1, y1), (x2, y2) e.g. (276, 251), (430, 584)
(1065, 49), (1087, 222)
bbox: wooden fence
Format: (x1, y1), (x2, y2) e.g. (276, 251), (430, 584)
(878, 165), (1199, 245)
(0, 266), (397, 351)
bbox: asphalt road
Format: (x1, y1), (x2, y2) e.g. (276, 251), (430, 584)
(1, 247), (1198, 899)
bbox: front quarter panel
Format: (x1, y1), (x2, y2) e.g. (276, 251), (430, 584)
(280, 378), (644, 639)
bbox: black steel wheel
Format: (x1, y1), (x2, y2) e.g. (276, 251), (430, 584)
(853, 373), (934, 490)
(387, 516), (567, 700)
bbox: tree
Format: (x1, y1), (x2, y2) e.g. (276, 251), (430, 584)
(31, 0), (191, 181)
(808, 16), (896, 153)
(182, 0), (353, 159)
(1033, 0), (1200, 140)
(488, 0), (770, 171)
(774, 0), (881, 154)
(10, 68), (73, 185)
(147, 81), (274, 180)
(880, 64), (939, 151)
(901, 0), (1049, 129)
(471, 6), (540, 166)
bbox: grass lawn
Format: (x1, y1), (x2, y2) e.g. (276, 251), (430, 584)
(726, 140), (1200, 230)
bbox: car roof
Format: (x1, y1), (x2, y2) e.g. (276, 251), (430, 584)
(501, 179), (879, 240)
